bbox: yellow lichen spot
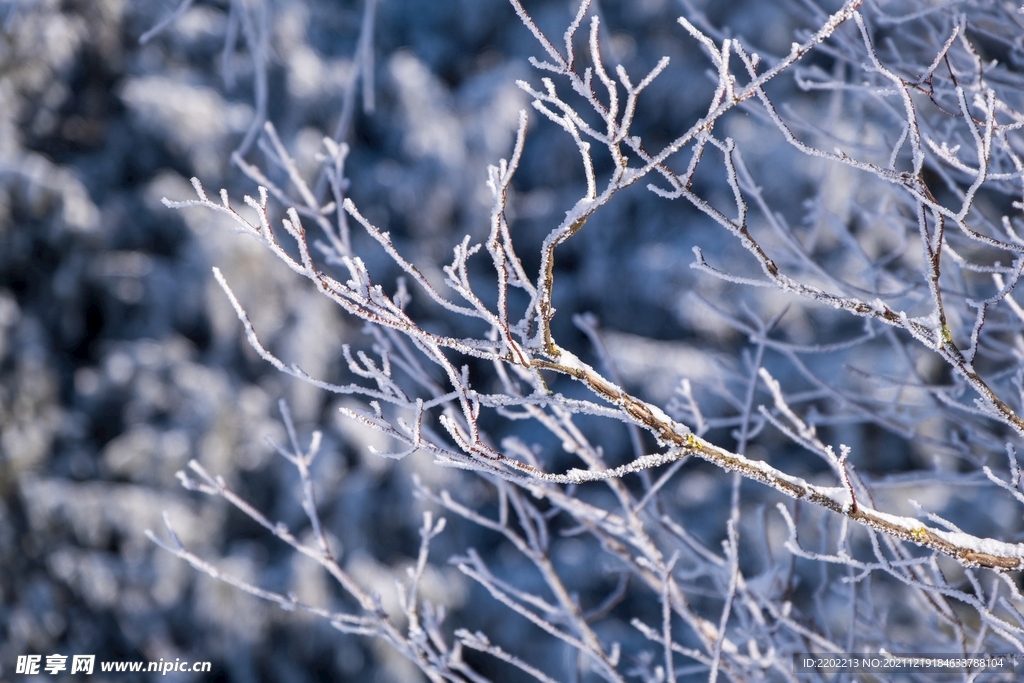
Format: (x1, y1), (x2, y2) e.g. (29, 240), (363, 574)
(940, 324), (953, 346)
(910, 526), (928, 541)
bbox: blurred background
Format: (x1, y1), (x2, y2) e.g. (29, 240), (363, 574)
(3, 0), (1023, 680)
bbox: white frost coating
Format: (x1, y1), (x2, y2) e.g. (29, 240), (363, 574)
(929, 530), (1024, 560)
(702, 439), (818, 493)
(645, 402), (679, 429)
(797, 491), (973, 542)
(557, 346), (687, 434)
(864, 507), (922, 531)
(562, 451), (680, 483)
(809, 500), (1024, 558)
(815, 485), (853, 509)
(555, 347), (589, 374)
(692, 444), (1022, 555)
(558, 199), (595, 233)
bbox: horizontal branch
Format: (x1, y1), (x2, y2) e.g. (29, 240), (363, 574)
(536, 346), (1024, 571)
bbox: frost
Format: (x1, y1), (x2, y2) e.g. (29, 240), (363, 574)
(15, 0), (1024, 678)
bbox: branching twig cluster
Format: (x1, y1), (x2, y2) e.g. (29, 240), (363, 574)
(149, 0), (1024, 679)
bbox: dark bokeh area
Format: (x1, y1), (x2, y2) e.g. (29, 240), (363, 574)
(3, 0), (1024, 681)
